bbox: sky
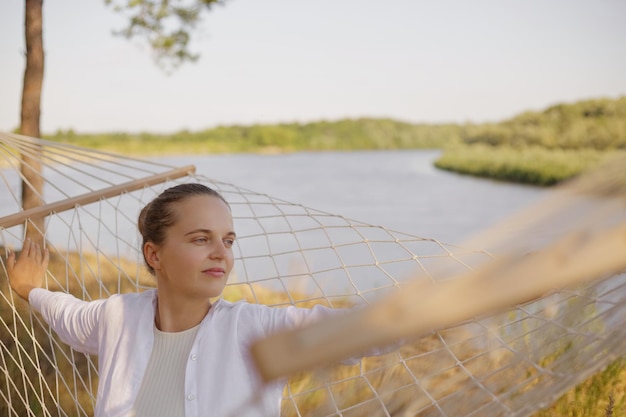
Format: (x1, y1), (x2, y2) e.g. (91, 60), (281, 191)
(1, 0), (625, 134)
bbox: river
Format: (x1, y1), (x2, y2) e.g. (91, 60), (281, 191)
(156, 149), (548, 246)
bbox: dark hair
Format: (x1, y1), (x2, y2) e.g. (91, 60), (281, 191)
(138, 183), (229, 274)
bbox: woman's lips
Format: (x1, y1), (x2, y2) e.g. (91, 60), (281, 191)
(203, 268), (225, 278)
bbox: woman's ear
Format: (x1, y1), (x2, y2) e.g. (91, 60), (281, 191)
(144, 242), (161, 271)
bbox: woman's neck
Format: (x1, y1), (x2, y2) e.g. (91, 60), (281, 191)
(154, 292), (212, 332)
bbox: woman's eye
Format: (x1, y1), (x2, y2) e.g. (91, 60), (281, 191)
(193, 237), (208, 244)
(224, 239), (234, 248)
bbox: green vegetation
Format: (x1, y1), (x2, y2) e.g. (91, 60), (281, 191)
(435, 96), (626, 185)
(46, 119), (462, 155)
(434, 145), (621, 186)
(45, 96), (625, 186)
(462, 97), (626, 150)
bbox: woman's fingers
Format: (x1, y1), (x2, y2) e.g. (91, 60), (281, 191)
(34, 243), (42, 262)
(6, 247), (15, 272)
(5, 238), (48, 301)
(16, 239), (47, 262)
(23, 238), (32, 256)
(5, 238), (49, 273)
(42, 245), (49, 267)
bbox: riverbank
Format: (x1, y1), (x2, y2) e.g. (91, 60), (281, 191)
(434, 145), (623, 186)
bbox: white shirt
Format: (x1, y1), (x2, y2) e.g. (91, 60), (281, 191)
(29, 288), (346, 417)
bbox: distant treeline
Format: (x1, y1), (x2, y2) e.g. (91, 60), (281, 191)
(47, 119), (462, 154)
(460, 96), (626, 150)
(46, 96), (625, 185)
(435, 96), (625, 185)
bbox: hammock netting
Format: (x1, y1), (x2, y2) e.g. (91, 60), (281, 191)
(1, 133), (625, 416)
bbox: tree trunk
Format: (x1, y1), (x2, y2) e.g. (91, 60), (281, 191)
(20, 0), (45, 245)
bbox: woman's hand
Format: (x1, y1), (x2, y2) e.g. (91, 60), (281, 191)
(6, 238), (49, 301)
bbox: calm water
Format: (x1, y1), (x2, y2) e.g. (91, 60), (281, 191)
(156, 150), (548, 245)
(1, 149), (549, 262)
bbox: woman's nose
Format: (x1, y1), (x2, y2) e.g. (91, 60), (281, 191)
(210, 242), (227, 258)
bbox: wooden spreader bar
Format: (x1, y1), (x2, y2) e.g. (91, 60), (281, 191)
(0, 165), (196, 229)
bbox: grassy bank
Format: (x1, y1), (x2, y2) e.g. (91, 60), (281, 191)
(434, 145), (622, 186)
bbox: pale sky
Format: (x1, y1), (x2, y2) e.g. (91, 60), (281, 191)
(1, 0), (625, 134)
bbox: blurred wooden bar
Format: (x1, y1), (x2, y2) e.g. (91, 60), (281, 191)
(251, 219), (626, 382)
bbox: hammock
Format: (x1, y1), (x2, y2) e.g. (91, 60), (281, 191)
(1, 132), (625, 417)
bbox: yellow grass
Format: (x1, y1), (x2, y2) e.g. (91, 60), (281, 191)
(1, 249), (624, 416)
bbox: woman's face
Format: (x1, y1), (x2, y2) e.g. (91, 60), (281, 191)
(148, 194), (236, 300)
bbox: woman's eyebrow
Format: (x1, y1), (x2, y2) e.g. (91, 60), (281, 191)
(185, 229), (237, 238)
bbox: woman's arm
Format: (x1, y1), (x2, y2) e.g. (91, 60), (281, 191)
(29, 289), (104, 354)
(6, 239), (102, 354)
(6, 238), (49, 301)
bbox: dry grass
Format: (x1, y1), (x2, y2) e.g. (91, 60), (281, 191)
(2, 248), (625, 416)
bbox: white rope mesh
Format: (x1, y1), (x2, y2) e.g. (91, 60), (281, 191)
(1, 132), (625, 416)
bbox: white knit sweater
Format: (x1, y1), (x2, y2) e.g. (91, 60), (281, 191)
(30, 288), (345, 417)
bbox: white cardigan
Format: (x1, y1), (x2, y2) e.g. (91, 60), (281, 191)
(30, 288), (344, 417)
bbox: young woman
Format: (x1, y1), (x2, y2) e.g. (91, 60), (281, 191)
(6, 183), (353, 417)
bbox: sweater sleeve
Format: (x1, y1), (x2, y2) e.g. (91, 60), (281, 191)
(257, 303), (345, 334)
(29, 288), (105, 355)
(255, 303), (401, 363)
